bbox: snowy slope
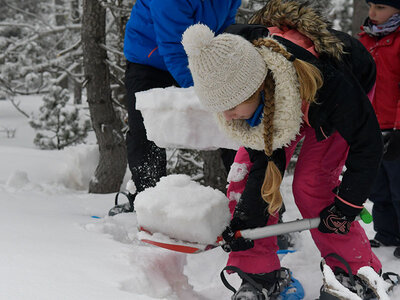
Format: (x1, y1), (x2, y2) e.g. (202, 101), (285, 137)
(0, 96), (399, 300)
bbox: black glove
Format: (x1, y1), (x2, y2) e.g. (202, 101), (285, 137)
(221, 225), (254, 252)
(383, 130), (400, 161)
(318, 203), (357, 235)
(220, 203), (268, 253)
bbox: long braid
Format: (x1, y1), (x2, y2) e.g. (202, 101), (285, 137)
(249, 0), (344, 60)
(253, 38), (323, 104)
(253, 38), (292, 62)
(262, 71), (275, 157)
(260, 72), (283, 215)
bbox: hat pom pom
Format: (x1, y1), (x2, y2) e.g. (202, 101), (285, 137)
(182, 23), (215, 57)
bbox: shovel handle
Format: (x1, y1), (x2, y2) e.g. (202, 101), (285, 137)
(237, 208), (371, 241)
(238, 217), (321, 240)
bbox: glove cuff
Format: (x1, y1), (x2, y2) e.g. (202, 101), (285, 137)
(334, 196), (363, 217)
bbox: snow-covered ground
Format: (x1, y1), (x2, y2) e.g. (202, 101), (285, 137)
(0, 96), (399, 300)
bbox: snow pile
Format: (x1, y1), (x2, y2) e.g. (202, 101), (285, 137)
(119, 250), (195, 298)
(6, 170), (30, 189)
(135, 174), (230, 244)
(135, 86), (240, 150)
(58, 144), (99, 190)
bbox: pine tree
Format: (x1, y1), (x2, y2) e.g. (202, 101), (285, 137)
(29, 85), (91, 150)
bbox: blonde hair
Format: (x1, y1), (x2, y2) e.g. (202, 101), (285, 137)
(253, 38), (323, 215)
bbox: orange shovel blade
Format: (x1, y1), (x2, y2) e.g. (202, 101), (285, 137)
(139, 226), (219, 254)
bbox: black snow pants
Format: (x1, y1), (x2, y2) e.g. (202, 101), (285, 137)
(125, 62), (178, 193)
(370, 159), (400, 246)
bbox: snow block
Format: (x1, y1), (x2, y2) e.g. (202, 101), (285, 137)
(135, 174), (231, 244)
(135, 86), (240, 150)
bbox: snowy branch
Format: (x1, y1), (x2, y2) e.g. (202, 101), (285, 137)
(99, 43), (124, 56)
(109, 72), (125, 88)
(178, 154), (204, 169)
(57, 40), (82, 57)
(20, 52), (82, 76)
(97, 1), (132, 13)
(0, 25), (81, 61)
(8, 97), (30, 119)
(105, 58), (125, 74)
(0, 78), (41, 97)
(238, 7), (257, 14)
(0, 22), (36, 31)
(3, 1), (54, 29)
(54, 62), (84, 85)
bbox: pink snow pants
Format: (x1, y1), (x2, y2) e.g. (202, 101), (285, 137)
(227, 125), (382, 275)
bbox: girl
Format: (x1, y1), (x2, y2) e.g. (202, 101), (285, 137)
(182, 1), (386, 299)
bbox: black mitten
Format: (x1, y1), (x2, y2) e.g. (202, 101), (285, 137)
(221, 226), (254, 252)
(221, 202), (268, 252)
(318, 203), (357, 235)
(383, 130), (400, 161)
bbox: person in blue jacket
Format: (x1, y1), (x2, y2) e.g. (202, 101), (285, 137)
(109, 0), (242, 215)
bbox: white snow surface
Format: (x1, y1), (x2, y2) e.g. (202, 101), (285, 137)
(135, 87), (240, 150)
(0, 95), (400, 300)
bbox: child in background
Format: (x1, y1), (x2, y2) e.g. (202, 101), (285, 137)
(359, 0), (400, 258)
(181, 0), (392, 298)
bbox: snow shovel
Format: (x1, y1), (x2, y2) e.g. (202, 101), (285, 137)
(138, 208), (372, 254)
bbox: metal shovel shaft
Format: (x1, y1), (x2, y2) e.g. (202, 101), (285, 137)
(238, 217), (321, 240)
(238, 210), (368, 240)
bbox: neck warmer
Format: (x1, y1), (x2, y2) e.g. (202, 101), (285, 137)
(363, 14), (400, 37)
(246, 90), (265, 127)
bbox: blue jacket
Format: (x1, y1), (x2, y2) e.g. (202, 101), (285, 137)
(123, 0), (241, 88)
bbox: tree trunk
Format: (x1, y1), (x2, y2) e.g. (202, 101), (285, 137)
(352, 0), (369, 36)
(200, 150), (228, 194)
(73, 78), (82, 104)
(82, 0), (127, 193)
(71, 0), (82, 104)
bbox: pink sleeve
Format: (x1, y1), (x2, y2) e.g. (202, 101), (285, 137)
(367, 83), (376, 104)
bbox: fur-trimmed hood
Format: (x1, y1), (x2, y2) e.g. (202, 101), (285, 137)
(249, 0), (344, 60)
(214, 37), (303, 151)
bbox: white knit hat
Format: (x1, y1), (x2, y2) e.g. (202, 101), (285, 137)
(182, 24), (268, 112)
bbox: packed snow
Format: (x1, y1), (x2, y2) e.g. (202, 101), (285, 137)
(1, 95), (399, 300)
(136, 87), (240, 150)
(135, 174), (230, 244)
